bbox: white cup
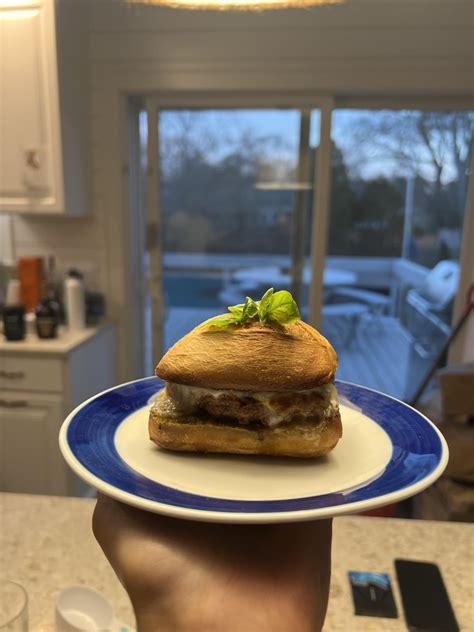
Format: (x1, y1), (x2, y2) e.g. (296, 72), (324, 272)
(55, 586), (115, 632)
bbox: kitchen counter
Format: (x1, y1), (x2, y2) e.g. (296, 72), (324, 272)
(1, 493), (473, 631)
(0, 325), (112, 355)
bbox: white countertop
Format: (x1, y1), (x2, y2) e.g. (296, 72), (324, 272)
(1, 493), (473, 631)
(0, 324), (112, 355)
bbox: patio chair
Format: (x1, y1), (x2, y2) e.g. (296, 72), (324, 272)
(322, 302), (369, 349)
(328, 286), (390, 326)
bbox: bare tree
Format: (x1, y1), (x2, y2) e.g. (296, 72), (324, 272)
(341, 110), (473, 194)
(157, 110), (297, 254)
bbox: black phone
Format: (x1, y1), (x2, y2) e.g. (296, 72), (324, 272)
(395, 559), (459, 632)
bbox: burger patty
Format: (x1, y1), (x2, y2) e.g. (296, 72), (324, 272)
(166, 381), (338, 428)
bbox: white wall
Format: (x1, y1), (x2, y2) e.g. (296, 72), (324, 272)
(5, 0), (474, 380)
(89, 0), (474, 95)
(9, 215), (108, 292)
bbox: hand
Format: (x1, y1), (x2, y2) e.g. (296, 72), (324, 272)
(93, 494), (332, 632)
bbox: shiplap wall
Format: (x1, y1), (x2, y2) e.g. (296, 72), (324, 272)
(87, 0), (473, 95)
(8, 0), (474, 379)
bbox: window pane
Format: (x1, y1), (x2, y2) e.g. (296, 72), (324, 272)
(324, 109), (473, 400)
(158, 109), (320, 349)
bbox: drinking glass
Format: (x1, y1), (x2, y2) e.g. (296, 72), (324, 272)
(0, 580), (28, 631)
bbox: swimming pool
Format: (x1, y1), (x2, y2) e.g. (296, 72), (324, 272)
(163, 274), (225, 308)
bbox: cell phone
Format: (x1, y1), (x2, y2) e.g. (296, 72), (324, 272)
(395, 559), (459, 632)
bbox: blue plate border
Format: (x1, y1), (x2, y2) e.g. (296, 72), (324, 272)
(64, 377), (445, 514)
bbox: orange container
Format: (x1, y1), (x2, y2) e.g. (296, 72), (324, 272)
(18, 257), (44, 312)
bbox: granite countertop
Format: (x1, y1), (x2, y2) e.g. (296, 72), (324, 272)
(1, 493), (473, 631)
(0, 324), (112, 355)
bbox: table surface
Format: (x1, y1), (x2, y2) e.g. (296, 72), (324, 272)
(0, 325), (111, 355)
(1, 493), (473, 631)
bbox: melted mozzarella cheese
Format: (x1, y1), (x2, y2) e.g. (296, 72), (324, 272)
(166, 382), (338, 427)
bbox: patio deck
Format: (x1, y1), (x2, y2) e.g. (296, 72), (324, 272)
(164, 308), (410, 400)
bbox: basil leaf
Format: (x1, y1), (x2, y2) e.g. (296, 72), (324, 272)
(206, 287), (300, 331)
(258, 287), (274, 323)
(266, 290), (301, 325)
(242, 297), (258, 320)
(206, 316), (239, 329)
(228, 305), (244, 318)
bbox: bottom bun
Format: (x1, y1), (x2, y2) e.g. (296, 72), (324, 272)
(149, 407), (342, 458)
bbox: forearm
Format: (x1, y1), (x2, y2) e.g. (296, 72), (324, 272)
(131, 553), (327, 632)
(133, 595), (319, 632)
(135, 613), (317, 632)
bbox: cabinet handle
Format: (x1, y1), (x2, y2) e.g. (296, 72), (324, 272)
(0, 370), (25, 380)
(0, 399), (28, 408)
(25, 149), (41, 170)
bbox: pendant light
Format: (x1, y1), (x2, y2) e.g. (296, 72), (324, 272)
(128, 0), (342, 11)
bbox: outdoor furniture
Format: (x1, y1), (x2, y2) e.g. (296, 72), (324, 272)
(218, 280), (259, 306)
(220, 265), (358, 305)
(328, 286), (390, 331)
(399, 261), (459, 400)
(322, 303), (369, 349)
(403, 260), (458, 352)
(329, 286), (389, 312)
(406, 260), (459, 324)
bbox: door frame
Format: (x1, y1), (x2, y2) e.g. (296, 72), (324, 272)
(127, 92), (473, 378)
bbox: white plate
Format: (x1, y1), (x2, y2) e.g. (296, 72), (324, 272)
(59, 377), (448, 523)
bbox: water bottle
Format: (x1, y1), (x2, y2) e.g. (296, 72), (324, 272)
(64, 271), (85, 331)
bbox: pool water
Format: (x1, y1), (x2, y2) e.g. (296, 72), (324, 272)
(163, 275), (224, 308)
(163, 274), (311, 310)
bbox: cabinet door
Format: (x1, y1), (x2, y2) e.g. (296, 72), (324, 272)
(0, 393), (70, 495)
(0, 0), (64, 213)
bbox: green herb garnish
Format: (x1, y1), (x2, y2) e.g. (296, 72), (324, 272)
(207, 288), (300, 330)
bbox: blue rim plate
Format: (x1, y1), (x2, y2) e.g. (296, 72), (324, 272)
(59, 377), (448, 523)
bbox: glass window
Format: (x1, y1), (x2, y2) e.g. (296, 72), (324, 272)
(323, 109), (473, 400)
(157, 108), (320, 350)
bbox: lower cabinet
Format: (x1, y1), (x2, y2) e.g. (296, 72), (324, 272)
(0, 325), (116, 496)
(0, 392), (70, 495)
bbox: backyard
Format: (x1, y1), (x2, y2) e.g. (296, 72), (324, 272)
(142, 108), (472, 400)
(161, 254), (455, 402)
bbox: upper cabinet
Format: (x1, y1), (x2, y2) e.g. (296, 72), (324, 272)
(0, 0), (89, 215)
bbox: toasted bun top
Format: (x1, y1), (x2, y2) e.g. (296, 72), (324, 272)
(156, 318), (337, 391)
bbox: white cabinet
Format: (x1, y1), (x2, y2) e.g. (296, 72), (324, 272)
(0, 393), (67, 495)
(0, 325), (116, 495)
(0, 0), (89, 215)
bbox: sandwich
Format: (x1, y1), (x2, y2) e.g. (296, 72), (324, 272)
(149, 288), (342, 458)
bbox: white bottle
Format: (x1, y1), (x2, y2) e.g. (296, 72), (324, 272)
(64, 275), (85, 331)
